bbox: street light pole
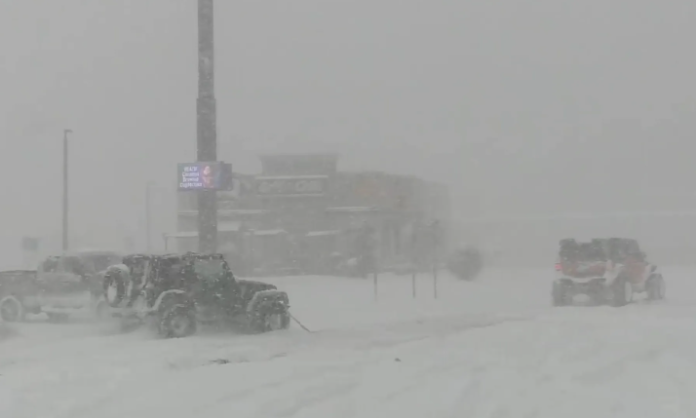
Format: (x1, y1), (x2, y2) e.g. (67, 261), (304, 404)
(197, 0), (218, 254)
(145, 182), (152, 252)
(62, 129), (72, 253)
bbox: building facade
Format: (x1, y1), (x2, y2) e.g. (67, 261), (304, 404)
(170, 154), (450, 275)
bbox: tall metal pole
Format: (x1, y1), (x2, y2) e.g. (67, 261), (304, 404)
(62, 129), (72, 253)
(145, 183), (152, 252)
(197, 0), (218, 253)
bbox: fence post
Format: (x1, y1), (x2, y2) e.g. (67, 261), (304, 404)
(433, 264), (438, 299)
(432, 220), (439, 299)
(373, 269), (378, 301)
(412, 270), (417, 298)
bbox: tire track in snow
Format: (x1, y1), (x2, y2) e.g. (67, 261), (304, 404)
(7, 312), (516, 418)
(194, 315), (519, 418)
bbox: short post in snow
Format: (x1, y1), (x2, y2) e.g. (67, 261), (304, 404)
(433, 263), (438, 299)
(412, 269), (417, 298)
(411, 223), (418, 299)
(431, 220), (440, 299)
(371, 248), (379, 301)
(373, 268), (378, 301)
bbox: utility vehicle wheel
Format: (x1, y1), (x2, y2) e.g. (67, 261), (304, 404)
(159, 306), (196, 338)
(610, 277), (633, 307)
(647, 275), (666, 300)
(552, 281), (571, 307)
(0, 296), (24, 322)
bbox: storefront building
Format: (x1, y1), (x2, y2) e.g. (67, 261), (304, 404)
(170, 154), (450, 275)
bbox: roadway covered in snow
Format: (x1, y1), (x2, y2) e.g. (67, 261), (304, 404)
(3, 267), (696, 418)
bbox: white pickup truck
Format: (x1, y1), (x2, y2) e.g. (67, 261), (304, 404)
(0, 250), (122, 322)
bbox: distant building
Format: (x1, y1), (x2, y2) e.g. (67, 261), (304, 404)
(169, 154), (450, 275)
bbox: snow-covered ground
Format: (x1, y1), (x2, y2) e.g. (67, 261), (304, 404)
(3, 266), (696, 417)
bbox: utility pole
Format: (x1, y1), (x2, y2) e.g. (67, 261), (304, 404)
(62, 129), (72, 253)
(197, 0), (218, 253)
(145, 182), (152, 252)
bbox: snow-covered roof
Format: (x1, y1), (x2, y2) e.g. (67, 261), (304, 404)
(67, 248), (120, 254)
(255, 175), (329, 181)
(306, 230), (341, 237)
(325, 206), (377, 213)
(165, 221), (242, 239)
(179, 209), (269, 216)
(165, 231), (198, 239)
(253, 229), (287, 236)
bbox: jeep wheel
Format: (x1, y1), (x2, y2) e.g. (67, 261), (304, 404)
(0, 296), (24, 322)
(256, 311), (290, 332)
(159, 306), (196, 338)
(610, 277), (633, 307)
(104, 273), (126, 308)
(647, 275), (666, 300)
(551, 281), (570, 307)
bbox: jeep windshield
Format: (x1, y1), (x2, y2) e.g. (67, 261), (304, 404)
(192, 258), (231, 283)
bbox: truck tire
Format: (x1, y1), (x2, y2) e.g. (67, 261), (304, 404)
(0, 296), (24, 322)
(647, 274), (666, 300)
(610, 276), (633, 307)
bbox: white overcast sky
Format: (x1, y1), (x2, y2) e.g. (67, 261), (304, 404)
(1, 0), (695, 262)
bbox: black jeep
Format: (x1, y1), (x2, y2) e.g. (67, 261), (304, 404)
(106, 252), (291, 338)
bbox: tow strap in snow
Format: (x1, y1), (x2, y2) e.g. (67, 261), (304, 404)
(289, 311), (312, 333)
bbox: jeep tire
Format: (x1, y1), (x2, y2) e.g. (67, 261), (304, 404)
(252, 310), (290, 333)
(104, 272), (126, 308)
(647, 274), (666, 301)
(552, 281), (571, 307)
(158, 306), (197, 338)
(610, 276), (633, 307)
